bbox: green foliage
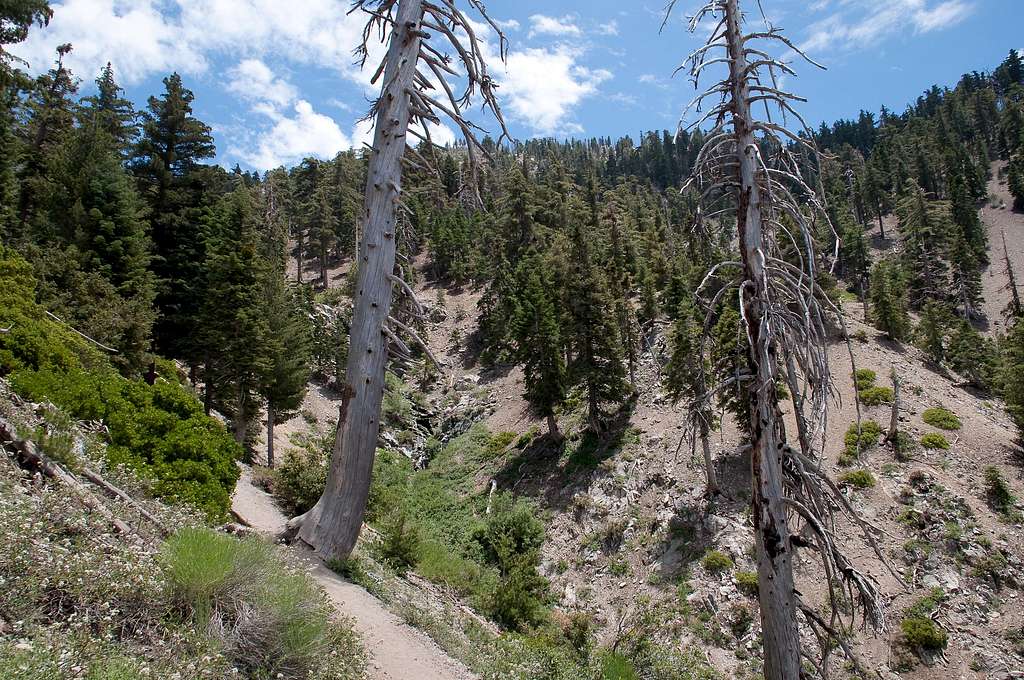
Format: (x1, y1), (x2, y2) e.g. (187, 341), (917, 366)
(901, 617), (948, 653)
(734, 570), (759, 597)
(1009, 150), (1024, 210)
(858, 386), (894, 406)
(922, 407), (961, 430)
(162, 528), (365, 679)
(270, 433), (330, 515)
(868, 258), (911, 341)
(983, 466), (1016, 515)
(841, 420), (882, 464)
(1004, 322), (1024, 447)
(920, 433), (950, 450)
(839, 469), (877, 489)
(853, 368), (877, 391)
(376, 511), (421, 574)
(701, 550), (733, 574)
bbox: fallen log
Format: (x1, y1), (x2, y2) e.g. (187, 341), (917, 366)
(0, 415), (130, 535)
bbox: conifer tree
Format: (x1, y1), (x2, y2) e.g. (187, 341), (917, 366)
(917, 301), (947, 364)
(1002, 321), (1024, 449)
(869, 258), (911, 340)
(947, 320), (997, 391)
(198, 187), (271, 445)
(79, 63), (137, 156)
(17, 43), (76, 236)
(566, 185), (627, 431)
(1010, 150), (1024, 210)
(897, 180), (952, 302)
(1001, 229), (1023, 320)
(262, 277), (312, 467)
(511, 257), (566, 439)
(132, 73), (216, 359)
(664, 297), (718, 493)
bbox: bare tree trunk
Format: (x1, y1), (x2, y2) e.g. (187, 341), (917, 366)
(287, 0), (424, 561)
(267, 405), (276, 468)
(296, 227), (304, 285)
(724, 1), (801, 675)
(886, 368), (902, 459)
(699, 420), (719, 494)
(546, 413), (562, 441)
(233, 386), (248, 446)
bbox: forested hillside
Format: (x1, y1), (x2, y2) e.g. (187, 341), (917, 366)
(2, 1), (1024, 679)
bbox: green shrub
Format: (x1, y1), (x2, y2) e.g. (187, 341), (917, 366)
(701, 550), (733, 574)
(0, 254), (241, 517)
(839, 469), (877, 489)
(272, 436), (330, 514)
(983, 466), (1016, 514)
(853, 368), (877, 391)
(735, 570), (759, 597)
(162, 528), (364, 679)
(920, 433), (950, 450)
(377, 511), (421, 574)
(901, 617), (948, 653)
(473, 494), (549, 631)
(922, 407), (961, 430)
(858, 386), (894, 406)
(600, 651), (639, 680)
(841, 420), (882, 464)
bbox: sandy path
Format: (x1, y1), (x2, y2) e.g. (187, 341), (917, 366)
(231, 466), (477, 680)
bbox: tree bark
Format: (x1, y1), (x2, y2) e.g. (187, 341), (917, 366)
(699, 420), (719, 495)
(287, 0), (424, 561)
(724, 1), (801, 676)
(546, 413), (562, 441)
(267, 405), (276, 468)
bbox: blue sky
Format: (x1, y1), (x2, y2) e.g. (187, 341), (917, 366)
(12, 0), (1024, 171)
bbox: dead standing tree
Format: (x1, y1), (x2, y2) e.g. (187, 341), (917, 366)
(668, 0), (888, 676)
(283, 0), (509, 560)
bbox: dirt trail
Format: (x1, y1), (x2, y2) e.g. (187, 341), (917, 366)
(231, 466), (477, 680)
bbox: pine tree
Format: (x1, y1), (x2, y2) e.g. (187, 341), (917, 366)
(917, 301), (947, 364)
(17, 43), (77, 237)
(1010, 150), (1024, 210)
(197, 187), (272, 446)
(262, 277), (312, 467)
(132, 73), (216, 359)
(511, 256), (566, 439)
(79, 63), (137, 156)
(566, 197), (626, 432)
(1002, 321), (1024, 449)
(869, 258), (911, 341)
(664, 297), (718, 492)
(897, 180), (952, 302)
(947, 320), (997, 391)
(0, 2), (52, 85)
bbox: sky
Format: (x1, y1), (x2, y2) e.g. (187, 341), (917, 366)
(11, 0), (1024, 172)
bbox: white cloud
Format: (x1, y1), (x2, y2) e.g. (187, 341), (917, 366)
(227, 59), (297, 109)
(501, 46), (611, 135)
(597, 20), (619, 36)
(13, 0), (205, 82)
(802, 0), (975, 54)
(13, 0), (378, 88)
(241, 100), (351, 170)
(528, 14), (581, 39)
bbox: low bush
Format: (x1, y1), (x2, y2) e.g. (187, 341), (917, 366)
(162, 527), (364, 679)
(841, 420), (882, 464)
(920, 433), (950, 450)
(701, 550), (734, 574)
(983, 466), (1016, 515)
(272, 434), (330, 515)
(1, 249), (241, 518)
(376, 511), (421, 574)
(839, 469), (877, 489)
(858, 386), (894, 406)
(922, 407), (961, 430)
(853, 368), (877, 391)
(735, 570), (759, 597)
(901, 617), (948, 653)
